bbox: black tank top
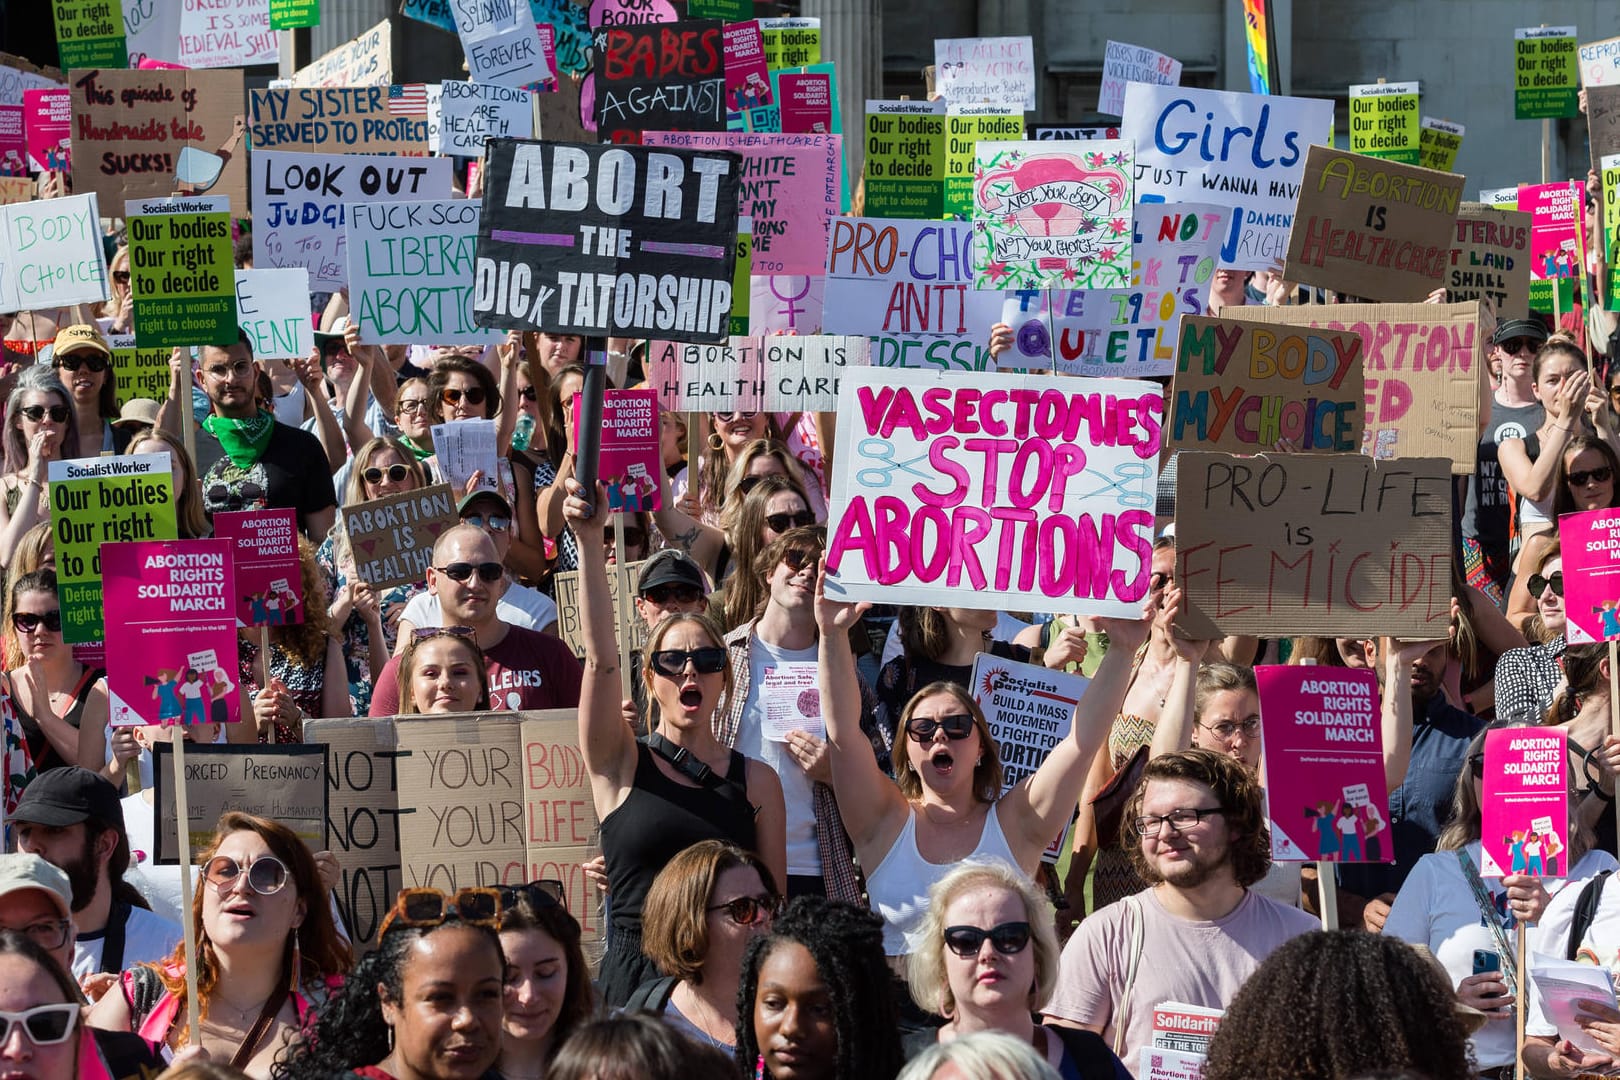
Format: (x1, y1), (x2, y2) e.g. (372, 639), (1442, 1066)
(13, 667), (103, 773)
(599, 741), (757, 931)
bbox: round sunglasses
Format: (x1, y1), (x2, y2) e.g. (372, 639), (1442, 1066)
(708, 893), (783, 926)
(203, 854), (290, 895)
(441, 386), (487, 407)
(943, 921), (1031, 957)
(363, 464), (411, 485)
(1527, 571), (1564, 599)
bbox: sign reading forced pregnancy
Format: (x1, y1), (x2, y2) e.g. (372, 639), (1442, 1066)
(823, 368), (1161, 617)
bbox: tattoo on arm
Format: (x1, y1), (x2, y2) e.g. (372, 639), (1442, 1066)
(669, 526), (700, 552)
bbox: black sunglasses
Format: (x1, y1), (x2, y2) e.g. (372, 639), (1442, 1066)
(1527, 571), (1564, 599)
(1497, 337), (1538, 354)
(643, 584), (702, 605)
(363, 464), (411, 485)
(648, 647), (728, 677)
(780, 547), (819, 572)
(206, 482), (266, 511)
(12, 610), (62, 634)
(715, 411), (758, 422)
(604, 526), (647, 547)
(708, 894), (783, 926)
(1569, 466), (1613, 487)
(434, 561), (504, 583)
(519, 386), (538, 402)
(499, 879), (564, 912)
(19, 405), (69, 424)
(766, 511), (816, 533)
(906, 713), (975, 742)
(441, 386), (487, 407)
(56, 353), (108, 373)
(112, 270), (131, 284)
(737, 475), (765, 496)
(943, 921), (1032, 957)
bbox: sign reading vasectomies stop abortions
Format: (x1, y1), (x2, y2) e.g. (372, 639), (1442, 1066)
(473, 139), (740, 343)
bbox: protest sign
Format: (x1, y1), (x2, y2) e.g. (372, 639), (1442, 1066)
(1174, 452), (1452, 638)
(944, 108), (1022, 217)
(214, 509), (304, 628)
(1480, 187), (1520, 209)
(552, 560), (647, 659)
(644, 337), (760, 412)
(1167, 315), (1364, 454)
(1515, 26), (1580, 120)
(725, 21), (773, 114)
(463, 20), (551, 89)
(254, 151), (453, 289)
(594, 20), (724, 142)
(994, 202), (1227, 377)
(749, 273), (823, 334)
(49, 453), (177, 643)
(102, 537), (240, 726)
(248, 87), (429, 155)
(778, 72), (832, 134)
(1519, 181), (1584, 314)
(472, 139), (740, 342)
(1481, 726), (1569, 877)
(532, 0), (591, 76)
(1029, 124), (1120, 141)
(1098, 40), (1181, 117)
(178, 0), (276, 68)
(1282, 145), (1464, 302)
(1605, 154), (1620, 310)
(1418, 117), (1463, 173)
(0, 57), (61, 179)
(1122, 83), (1334, 269)
(22, 88), (70, 172)
(759, 18), (819, 69)
(307, 717), (409, 949)
(431, 420), (499, 497)
(340, 483), (458, 591)
(823, 368), (1161, 617)
(1559, 507), (1620, 644)
(934, 37), (1035, 111)
(124, 1), (182, 67)
(235, 268), (316, 361)
(864, 100), (948, 219)
(1445, 203), (1532, 319)
(1255, 665), (1389, 863)
(347, 199), (497, 346)
(823, 216), (1003, 372)
(1347, 82), (1420, 164)
(109, 334), (172, 407)
(68, 68), (247, 210)
(53, 0), (128, 68)
(153, 744), (326, 864)
(292, 20), (391, 87)
(0, 194), (108, 315)
(729, 218), (752, 336)
(270, 0), (319, 30)
(572, 389), (662, 511)
(973, 140), (1134, 291)
(1588, 85), (1620, 178)
(756, 663), (821, 739)
(437, 81), (532, 156)
(760, 335), (868, 410)
(0, 178), (26, 203)
(126, 196), (235, 349)
(691, 0), (747, 18)
(1226, 301), (1485, 471)
(1582, 36), (1620, 88)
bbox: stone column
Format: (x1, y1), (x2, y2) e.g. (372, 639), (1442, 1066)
(803, 0), (883, 186)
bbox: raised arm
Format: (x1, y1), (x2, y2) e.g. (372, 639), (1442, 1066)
(1147, 589), (1213, 761)
(649, 461), (725, 579)
(155, 349), (191, 440)
(342, 323), (382, 450)
(294, 353), (346, 472)
(1499, 373), (1584, 501)
(1379, 639), (1434, 793)
(494, 333), (520, 457)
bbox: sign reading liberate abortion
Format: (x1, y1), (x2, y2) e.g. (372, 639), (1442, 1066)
(473, 139), (740, 342)
(823, 368), (1162, 617)
(347, 199), (500, 345)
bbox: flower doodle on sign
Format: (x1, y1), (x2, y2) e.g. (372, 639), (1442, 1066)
(973, 144), (1134, 290)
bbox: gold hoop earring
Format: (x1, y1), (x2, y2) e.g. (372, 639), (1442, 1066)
(708, 433), (724, 451)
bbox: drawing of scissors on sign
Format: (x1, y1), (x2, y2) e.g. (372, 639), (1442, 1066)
(1074, 462), (1155, 510)
(856, 439), (932, 488)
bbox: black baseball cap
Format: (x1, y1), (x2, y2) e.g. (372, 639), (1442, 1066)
(11, 767), (125, 830)
(1491, 319), (1549, 347)
(637, 549), (708, 595)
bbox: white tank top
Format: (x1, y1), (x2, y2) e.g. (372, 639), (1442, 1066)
(865, 803), (1025, 956)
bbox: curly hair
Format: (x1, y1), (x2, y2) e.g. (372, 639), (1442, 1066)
(895, 681), (1005, 805)
(736, 897), (902, 1080)
(1121, 749), (1271, 888)
(547, 1012), (736, 1080)
(643, 840), (779, 985)
(499, 887), (595, 1053)
(1200, 931), (1474, 1080)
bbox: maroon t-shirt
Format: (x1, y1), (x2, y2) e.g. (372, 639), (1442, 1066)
(368, 625), (583, 715)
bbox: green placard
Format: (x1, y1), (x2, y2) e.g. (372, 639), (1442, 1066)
(689, 0), (749, 19)
(1530, 278), (1577, 314)
(108, 333), (175, 407)
(129, 209), (237, 349)
(1515, 27), (1580, 120)
(1603, 154), (1620, 312)
(760, 19), (819, 70)
(1348, 82), (1420, 165)
(52, 0), (128, 68)
(865, 105), (945, 219)
(269, 0), (320, 30)
(943, 110), (1022, 217)
(730, 221), (752, 336)
(1418, 118), (1463, 173)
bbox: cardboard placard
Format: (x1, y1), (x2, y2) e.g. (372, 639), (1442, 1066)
(1520, 181), (1584, 314)
(109, 333), (173, 407)
(178, 0), (277, 69)
(1418, 117), (1464, 174)
(347, 199), (499, 346)
(126, 195), (236, 349)
(153, 743), (326, 864)
(438, 81), (533, 156)
(0, 193), (109, 315)
(339, 483), (458, 591)
(1515, 26), (1580, 120)
(53, 0), (128, 68)
(0, 177), (30, 205)
(234, 268), (316, 362)
(1227, 301), (1485, 473)
(22, 87), (70, 172)
(593, 19), (724, 142)
(214, 509), (305, 628)
(471, 139), (740, 342)
(1582, 36), (1620, 88)
(1282, 144), (1465, 302)
(1588, 84), (1620, 178)
(1559, 507), (1620, 645)
(292, 20), (392, 87)
(305, 717), (407, 950)
(934, 36), (1035, 111)
(1347, 82), (1420, 164)
(1445, 203), (1533, 320)
(552, 560), (648, 660)
(1173, 452), (1452, 638)
(823, 368), (1161, 617)
(1098, 40), (1180, 118)
(1255, 664), (1391, 863)
(67, 68), (247, 211)
(249, 87), (430, 155)
(1167, 315), (1365, 454)
(1481, 726), (1569, 877)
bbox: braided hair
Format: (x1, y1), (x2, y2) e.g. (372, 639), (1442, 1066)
(735, 897), (901, 1080)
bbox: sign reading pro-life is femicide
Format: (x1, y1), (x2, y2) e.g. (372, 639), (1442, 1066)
(101, 537), (240, 728)
(213, 509), (304, 628)
(1516, 27), (1580, 120)
(1559, 507), (1620, 644)
(1255, 664), (1390, 863)
(1348, 82), (1420, 164)
(973, 141), (1134, 291)
(1482, 726), (1569, 877)
(126, 196), (236, 348)
(823, 368), (1162, 618)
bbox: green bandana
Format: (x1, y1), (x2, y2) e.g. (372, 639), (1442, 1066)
(203, 410), (276, 469)
(398, 434), (434, 461)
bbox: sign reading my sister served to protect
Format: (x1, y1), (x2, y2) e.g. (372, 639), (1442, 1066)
(823, 368), (1161, 618)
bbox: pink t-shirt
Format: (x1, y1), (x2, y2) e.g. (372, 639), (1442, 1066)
(1044, 886), (1317, 1064)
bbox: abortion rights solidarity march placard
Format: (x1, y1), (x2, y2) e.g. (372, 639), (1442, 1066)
(823, 368), (1162, 618)
(1481, 726), (1569, 878)
(1559, 507), (1620, 644)
(214, 509), (305, 628)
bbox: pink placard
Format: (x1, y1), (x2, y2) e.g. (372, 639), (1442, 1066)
(102, 538), (242, 727)
(778, 72), (832, 134)
(1560, 507), (1620, 644)
(1255, 665), (1391, 863)
(214, 509), (305, 628)
(725, 21), (774, 112)
(0, 103), (26, 177)
(1481, 726), (1568, 877)
(21, 88), (70, 172)
(1518, 181), (1586, 282)
(573, 389), (664, 512)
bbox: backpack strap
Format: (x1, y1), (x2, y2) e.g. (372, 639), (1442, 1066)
(643, 733), (758, 817)
(1113, 894), (1145, 1059)
(1567, 871), (1612, 962)
(624, 974), (679, 1012)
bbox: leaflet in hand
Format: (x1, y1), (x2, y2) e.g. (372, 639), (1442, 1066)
(432, 418), (499, 495)
(1531, 952), (1618, 1056)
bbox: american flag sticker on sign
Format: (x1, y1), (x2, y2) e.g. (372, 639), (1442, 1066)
(389, 84), (429, 115)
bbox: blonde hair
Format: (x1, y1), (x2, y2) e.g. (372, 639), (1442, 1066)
(641, 612), (733, 729)
(894, 683), (1004, 804)
(126, 426), (209, 540)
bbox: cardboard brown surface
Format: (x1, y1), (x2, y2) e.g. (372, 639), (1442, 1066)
(291, 20), (392, 87)
(1445, 203), (1533, 321)
(1174, 452), (1453, 638)
(152, 743), (326, 864)
(1284, 144), (1466, 302)
(67, 68), (248, 211)
(339, 483), (457, 591)
(1168, 315), (1365, 455)
(1588, 84), (1620, 178)
(306, 717), (408, 950)
(552, 559), (648, 660)
(249, 87), (427, 154)
(0, 177), (30, 204)
(1225, 302), (1486, 474)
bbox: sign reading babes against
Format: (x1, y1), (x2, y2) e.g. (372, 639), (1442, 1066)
(823, 368), (1161, 617)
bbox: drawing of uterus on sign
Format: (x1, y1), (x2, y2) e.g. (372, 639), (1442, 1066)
(972, 141), (1134, 290)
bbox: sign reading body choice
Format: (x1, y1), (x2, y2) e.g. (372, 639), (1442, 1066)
(823, 368), (1162, 618)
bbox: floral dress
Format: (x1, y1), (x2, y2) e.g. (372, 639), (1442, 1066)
(315, 533), (425, 714)
(239, 639), (355, 743)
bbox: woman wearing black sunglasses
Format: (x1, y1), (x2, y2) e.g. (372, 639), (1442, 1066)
(1497, 540), (1570, 727)
(0, 366), (78, 570)
(563, 476), (787, 1006)
(1506, 434), (1620, 632)
(51, 325), (128, 460)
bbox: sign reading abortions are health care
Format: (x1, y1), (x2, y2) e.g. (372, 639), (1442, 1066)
(1283, 144), (1465, 303)
(126, 196), (236, 349)
(248, 87), (429, 155)
(1168, 315), (1365, 454)
(347, 199), (500, 346)
(822, 368), (1162, 618)
(1174, 452), (1453, 639)
(1559, 507), (1620, 645)
(340, 483), (458, 591)
(153, 743), (326, 865)
(473, 139), (740, 343)
(647, 334), (870, 412)
(438, 80), (533, 157)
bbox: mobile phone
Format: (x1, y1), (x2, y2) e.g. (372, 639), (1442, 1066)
(1473, 949), (1502, 976)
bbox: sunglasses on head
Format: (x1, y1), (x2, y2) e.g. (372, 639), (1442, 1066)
(906, 713), (975, 742)
(766, 511), (816, 533)
(1527, 571), (1564, 599)
(56, 352), (108, 373)
(709, 894), (783, 926)
(0, 1003), (80, 1047)
(441, 386), (487, 407)
(363, 464), (411, 485)
(380, 887), (503, 939)
(1570, 466), (1613, 487)
(648, 646), (728, 677)
(943, 921), (1032, 958)
(411, 625), (477, 644)
(434, 561), (504, 583)
(736, 475), (766, 496)
(19, 405), (69, 424)
(206, 482), (266, 511)
(643, 584), (702, 605)
(12, 610), (62, 634)
(498, 879), (564, 912)
(202, 854), (290, 896)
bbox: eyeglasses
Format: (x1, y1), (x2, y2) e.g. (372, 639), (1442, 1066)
(380, 887), (503, 939)
(363, 464), (411, 485)
(905, 714), (975, 742)
(943, 921), (1032, 958)
(714, 411), (758, 422)
(434, 561), (504, 583)
(642, 584), (702, 605)
(11, 919), (70, 951)
(1198, 717), (1262, 740)
(648, 647), (728, 677)
(780, 547), (819, 573)
(1569, 466), (1613, 487)
(397, 398), (430, 415)
(1133, 807), (1226, 836)
(463, 512), (512, 531)
(498, 879), (564, 912)
(56, 353), (108, 373)
(708, 894), (782, 926)
(12, 610), (62, 634)
(441, 386), (487, 407)
(1497, 337), (1538, 354)
(206, 482), (266, 511)
(1527, 572), (1565, 599)
(604, 526), (647, 548)
(765, 511), (816, 533)
(519, 386), (537, 402)
(0, 1003), (80, 1046)
(19, 405), (69, 424)
(202, 854), (290, 896)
